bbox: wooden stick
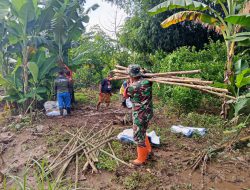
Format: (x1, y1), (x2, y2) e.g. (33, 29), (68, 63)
(49, 125), (84, 168)
(82, 161), (89, 172)
(115, 65), (127, 70)
(112, 69), (201, 76)
(156, 77), (213, 85)
(50, 137), (114, 172)
(108, 142), (119, 166)
(75, 153), (79, 189)
(87, 142), (132, 168)
(200, 89), (236, 100)
(83, 148), (98, 173)
(148, 79), (228, 93)
(55, 139), (78, 185)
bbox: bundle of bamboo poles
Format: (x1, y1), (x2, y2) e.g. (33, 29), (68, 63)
(111, 65), (236, 100)
(45, 122), (132, 189)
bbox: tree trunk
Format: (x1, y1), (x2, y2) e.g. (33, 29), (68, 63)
(221, 41), (236, 119)
(22, 45), (29, 112)
(23, 47), (29, 95)
(224, 41), (235, 84)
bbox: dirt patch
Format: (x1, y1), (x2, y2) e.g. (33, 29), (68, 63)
(0, 98), (249, 190)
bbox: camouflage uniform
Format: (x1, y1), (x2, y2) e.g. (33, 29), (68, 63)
(126, 65), (153, 147)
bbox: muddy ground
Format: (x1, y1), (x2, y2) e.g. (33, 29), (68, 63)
(0, 94), (250, 190)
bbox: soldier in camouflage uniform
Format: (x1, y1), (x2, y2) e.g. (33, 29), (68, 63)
(124, 64), (153, 165)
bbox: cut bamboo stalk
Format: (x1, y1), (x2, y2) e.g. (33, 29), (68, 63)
(55, 139), (78, 185)
(108, 142), (119, 166)
(83, 149), (98, 173)
(82, 161), (89, 172)
(115, 65), (127, 70)
(148, 79), (228, 93)
(75, 153), (79, 189)
(87, 142), (132, 168)
(200, 89), (236, 100)
(112, 69), (201, 76)
(86, 137), (115, 155)
(49, 124), (85, 168)
(170, 76), (202, 81)
(156, 77), (213, 85)
(50, 137), (114, 172)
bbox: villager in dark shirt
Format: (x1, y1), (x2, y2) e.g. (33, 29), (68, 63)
(96, 74), (112, 110)
(55, 70), (71, 116)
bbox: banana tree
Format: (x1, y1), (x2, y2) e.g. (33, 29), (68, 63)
(43, 0), (99, 65)
(149, 0), (249, 84)
(0, 0), (11, 79)
(6, 0), (43, 96)
(0, 51), (57, 112)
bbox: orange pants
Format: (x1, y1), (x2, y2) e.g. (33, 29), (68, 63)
(98, 93), (111, 103)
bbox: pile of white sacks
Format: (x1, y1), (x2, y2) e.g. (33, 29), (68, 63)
(44, 101), (67, 116)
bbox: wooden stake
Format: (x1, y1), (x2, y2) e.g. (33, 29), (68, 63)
(75, 153), (79, 189)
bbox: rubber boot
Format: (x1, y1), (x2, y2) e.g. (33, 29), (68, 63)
(130, 146), (148, 166)
(59, 109), (63, 116)
(66, 107), (71, 115)
(145, 136), (153, 159)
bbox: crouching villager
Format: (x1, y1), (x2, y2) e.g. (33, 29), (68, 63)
(55, 70), (71, 116)
(124, 64), (153, 165)
(96, 73), (112, 111)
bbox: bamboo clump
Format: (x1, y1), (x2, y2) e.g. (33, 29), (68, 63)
(111, 65), (236, 100)
(45, 122), (132, 188)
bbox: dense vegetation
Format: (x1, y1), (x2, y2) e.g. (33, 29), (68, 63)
(0, 0), (249, 119)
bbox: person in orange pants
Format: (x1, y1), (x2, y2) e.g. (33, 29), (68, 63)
(124, 64), (153, 165)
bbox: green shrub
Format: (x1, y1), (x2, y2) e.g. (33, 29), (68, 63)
(151, 40), (226, 112)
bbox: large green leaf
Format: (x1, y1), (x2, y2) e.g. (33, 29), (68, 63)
(160, 11), (221, 30)
(11, 0), (37, 25)
(234, 93), (250, 116)
(0, 74), (10, 87)
(148, 0), (210, 15)
(225, 14), (250, 27)
(0, 0), (10, 19)
(226, 32), (250, 46)
(236, 68), (250, 88)
(51, 11), (68, 46)
(38, 56), (57, 80)
(234, 59), (249, 74)
(28, 62), (39, 83)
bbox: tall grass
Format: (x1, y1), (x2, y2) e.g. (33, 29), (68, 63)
(2, 160), (73, 190)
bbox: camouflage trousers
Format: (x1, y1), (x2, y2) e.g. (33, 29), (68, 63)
(132, 111), (150, 147)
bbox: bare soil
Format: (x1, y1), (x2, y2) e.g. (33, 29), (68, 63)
(0, 99), (249, 190)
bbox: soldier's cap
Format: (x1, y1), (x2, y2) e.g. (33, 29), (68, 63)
(127, 64), (142, 77)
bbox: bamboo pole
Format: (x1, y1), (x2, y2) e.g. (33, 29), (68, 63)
(49, 124), (86, 168)
(87, 142), (132, 168)
(50, 137), (114, 172)
(115, 65), (127, 70)
(200, 89), (236, 100)
(55, 139), (78, 185)
(148, 79), (228, 93)
(112, 69), (201, 76)
(75, 153), (79, 189)
(155, 77), (213, 85)
(83, 149), (98, 173)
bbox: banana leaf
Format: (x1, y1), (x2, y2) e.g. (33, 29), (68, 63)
(225, 14), (250, 27)
(160, 11), (221, 31)
(148, 0), (210, 15)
